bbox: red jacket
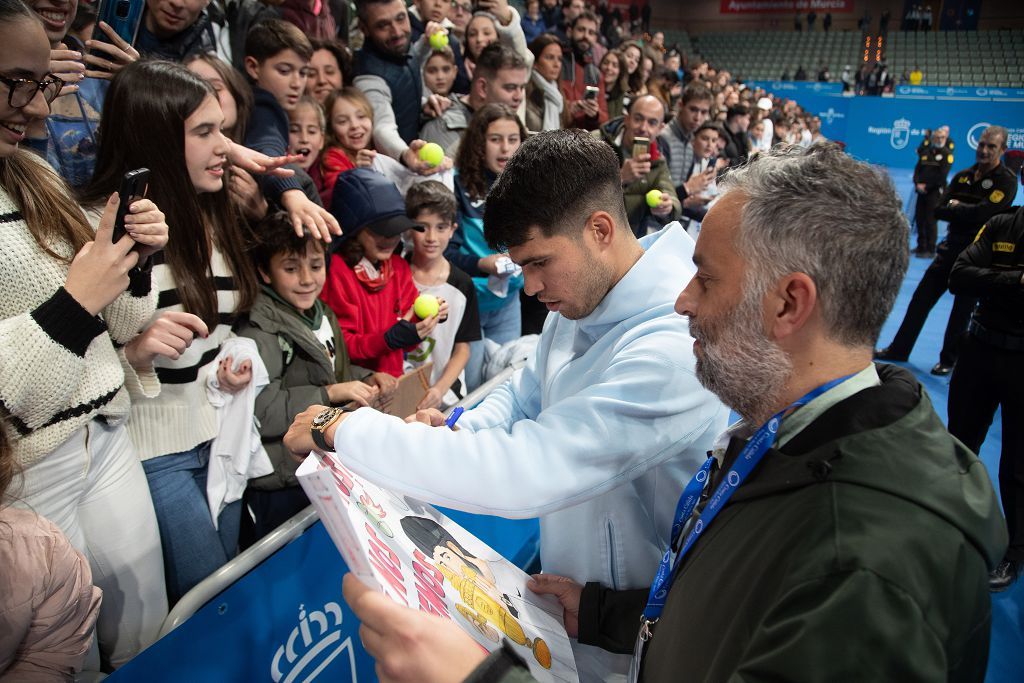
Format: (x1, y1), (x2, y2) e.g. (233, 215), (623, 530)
(321, 254), (419, 376)
(319, 147), (356, 208)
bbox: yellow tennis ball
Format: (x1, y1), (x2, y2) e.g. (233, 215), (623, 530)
(646, 189), (663, 207)
(413, 294), (440, 319)
(429, 31), (449, 50)
(419, 142), (445, 167)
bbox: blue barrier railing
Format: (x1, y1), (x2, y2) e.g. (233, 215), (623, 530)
(109, 366), (536, 682)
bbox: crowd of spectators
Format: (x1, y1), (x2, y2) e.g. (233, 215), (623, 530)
(0, 0), (838, 677)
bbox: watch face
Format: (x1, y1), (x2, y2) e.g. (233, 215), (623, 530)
(312, 407), (341, 430)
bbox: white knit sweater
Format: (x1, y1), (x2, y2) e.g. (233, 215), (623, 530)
(0, 183), (158, 469)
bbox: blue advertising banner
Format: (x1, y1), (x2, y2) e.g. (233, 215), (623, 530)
(838, 98), (1024, 168)
(746, 80), (845, 97)
(893, 84), (1024, 101)
(109, 512), (540, 682)
(749, 82), (1024, 169)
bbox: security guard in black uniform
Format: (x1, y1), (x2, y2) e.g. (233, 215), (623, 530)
(912, 126), (954, 256)
(876, 125), (1017, 374)
(947, 187), (1024, 592)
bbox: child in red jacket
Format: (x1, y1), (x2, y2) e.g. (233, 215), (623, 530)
(321, 169), (448, 376)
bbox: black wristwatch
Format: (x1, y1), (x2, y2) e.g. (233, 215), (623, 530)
(310, 406), (355, 452)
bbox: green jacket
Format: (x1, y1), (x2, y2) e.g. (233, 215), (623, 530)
(236, 291), (359, 491)
(475, 364), (1006, 683)
(591, 116), (681, 238)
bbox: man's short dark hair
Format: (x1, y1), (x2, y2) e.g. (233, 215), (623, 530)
(406, 180), (457, 224)
(251, 211), (323, 272)
(474, 43), (527, 83)
(484, 130), (628, 250)
(571, 9), (598, 28)
(726, 104), (749, 120)
(245, 19), (313, 62)
(681, 83), (713, 105)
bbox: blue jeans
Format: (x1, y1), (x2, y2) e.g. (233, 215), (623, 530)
(465, 299), (522, 391)
(142, 441), (241, 604)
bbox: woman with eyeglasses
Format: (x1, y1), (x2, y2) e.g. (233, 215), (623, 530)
(449, 0), (473, 45)
(0, 0), (171, 670)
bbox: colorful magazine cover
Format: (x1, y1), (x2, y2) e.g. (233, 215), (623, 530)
(296, 451), (580, 683)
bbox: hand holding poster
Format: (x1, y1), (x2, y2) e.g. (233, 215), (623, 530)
(296, 450), (580, 683)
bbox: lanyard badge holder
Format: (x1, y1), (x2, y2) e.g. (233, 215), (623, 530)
(627, 375), (853, 682)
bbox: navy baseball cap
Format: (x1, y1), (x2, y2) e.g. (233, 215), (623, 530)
(330, 168), (424, 240)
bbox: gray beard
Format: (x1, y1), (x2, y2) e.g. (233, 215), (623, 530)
(690, 289), (792, 425)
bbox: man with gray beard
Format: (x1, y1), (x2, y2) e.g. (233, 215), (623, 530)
(338, 143), (1008, 683)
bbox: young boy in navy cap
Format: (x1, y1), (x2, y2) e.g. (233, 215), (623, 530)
(322, 169), (449, 376)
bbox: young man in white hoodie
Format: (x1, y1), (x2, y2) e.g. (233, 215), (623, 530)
(285, 128), (727, 681)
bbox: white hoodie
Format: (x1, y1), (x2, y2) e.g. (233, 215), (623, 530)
(333, 224), (727, 679)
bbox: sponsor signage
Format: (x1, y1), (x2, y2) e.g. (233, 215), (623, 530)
(721, 0), (853, 13)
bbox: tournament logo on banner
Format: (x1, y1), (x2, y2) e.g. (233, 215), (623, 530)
(271, 603), (358, 683)
(966, 121), (1024, 150)
(720, 0), (853, 14)
(890, 118), (912, 150)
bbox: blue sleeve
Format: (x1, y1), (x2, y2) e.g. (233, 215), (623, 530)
(244, 94), (303, 200)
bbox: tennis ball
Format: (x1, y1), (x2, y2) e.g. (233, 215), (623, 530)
(419, 142), (445, 167)
(413, 294), (440, 319)
(429, 31), (449, 50)
(646, 189), (663, 207)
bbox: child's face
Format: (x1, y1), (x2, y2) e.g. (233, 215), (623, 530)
(409, 210), (454, 261)
(465, 15), (497, 60)
(260, 240), (327, 312)
(288, 103), (325, 171)
(693, 129), (718, 159)
(423, 54), (456, 96)
(330, 97), (373, 154)
(484, 118), (521, 175)
(246, 49), (309, 112)
(356, 227), (401, 264)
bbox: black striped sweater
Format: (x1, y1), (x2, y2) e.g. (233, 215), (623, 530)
(125, 247), (241, 460)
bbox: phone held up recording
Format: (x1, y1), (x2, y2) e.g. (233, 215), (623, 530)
(112, 168), (150, 244)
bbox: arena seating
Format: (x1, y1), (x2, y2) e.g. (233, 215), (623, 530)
(673, 29), (1024, 87)
(885, 30), (1024, 86)
(690, 30), (862, 81)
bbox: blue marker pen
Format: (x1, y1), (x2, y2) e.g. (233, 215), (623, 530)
(444, 406), (465, 430)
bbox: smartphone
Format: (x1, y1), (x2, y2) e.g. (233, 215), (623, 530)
(91, 0), (145, 59)
(632, 136), (650, 160)
(584, 85), (599, 100)
(112, 168), (150, 243)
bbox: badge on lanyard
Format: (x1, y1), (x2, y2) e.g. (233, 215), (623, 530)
(627, 374), (855, 679)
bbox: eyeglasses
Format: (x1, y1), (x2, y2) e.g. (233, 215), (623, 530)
(1, 74), (64, 109)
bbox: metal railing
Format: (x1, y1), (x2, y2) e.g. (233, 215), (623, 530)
(159, 363), (521, 637)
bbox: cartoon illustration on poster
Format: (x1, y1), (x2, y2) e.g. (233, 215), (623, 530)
(296, 451), (579, 683)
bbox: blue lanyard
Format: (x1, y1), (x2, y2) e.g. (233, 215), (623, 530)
(639, 374), (854, 639)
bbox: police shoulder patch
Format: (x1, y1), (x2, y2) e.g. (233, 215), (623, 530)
(990, 190), (1005, 203)
(959, 175), (970, 183)
(993, 241), (1015, 253)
